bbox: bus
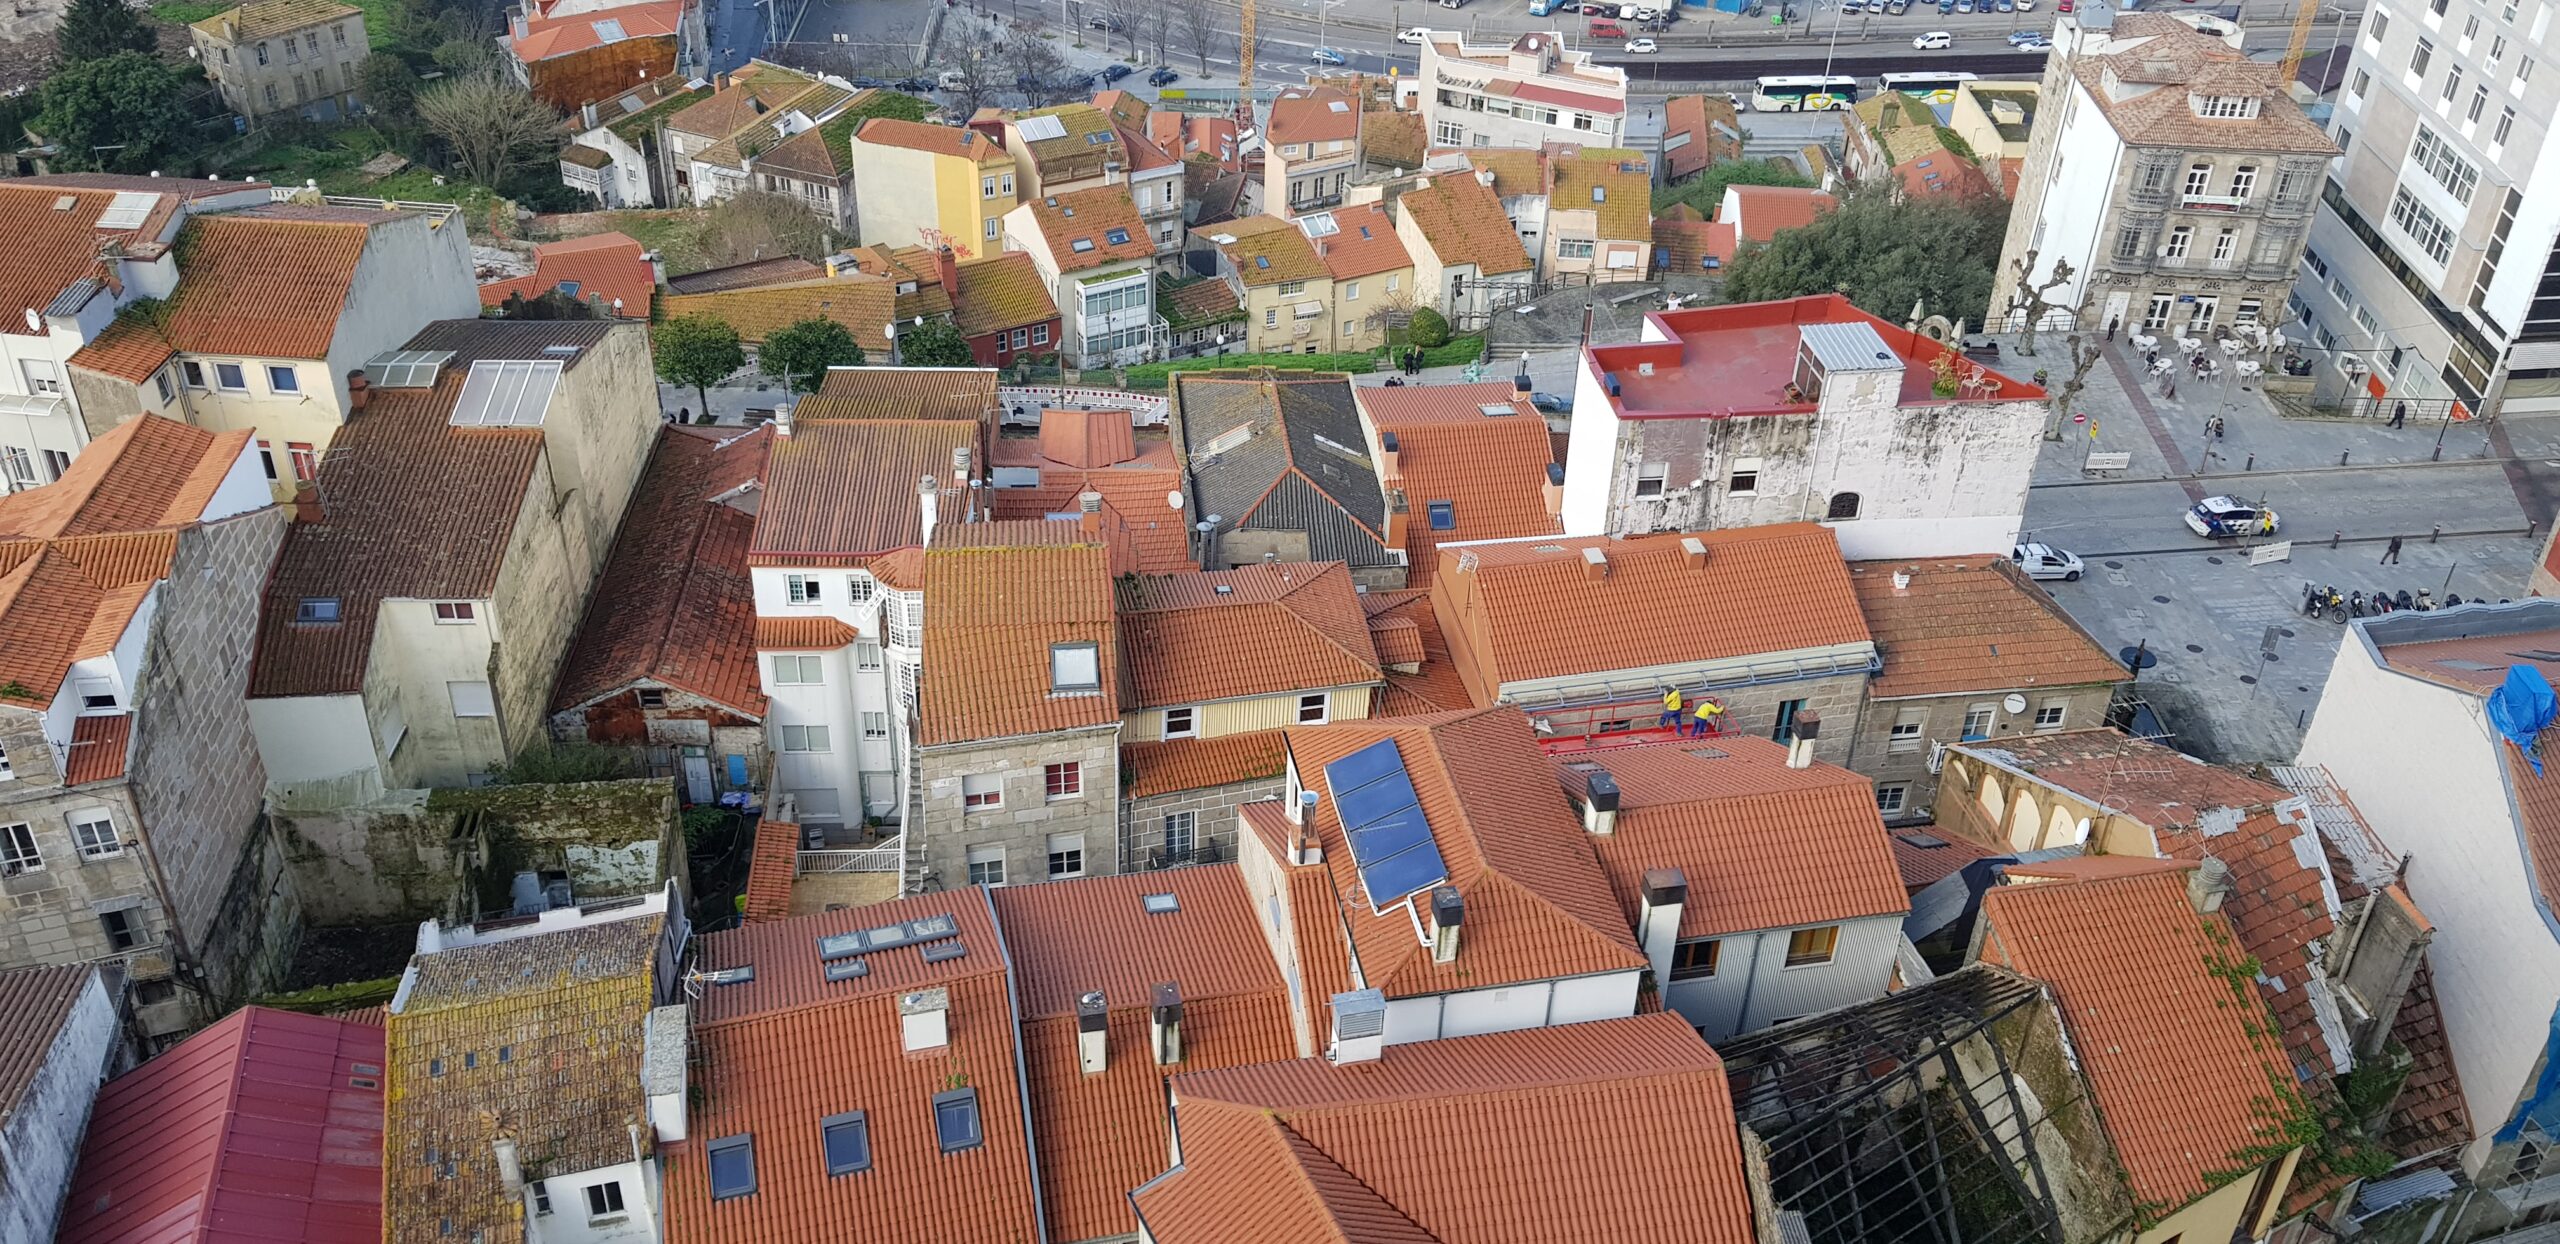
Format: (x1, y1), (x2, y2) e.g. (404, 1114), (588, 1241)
(1878, 70), (1980, 104)
(1750, 74), (1860, 111)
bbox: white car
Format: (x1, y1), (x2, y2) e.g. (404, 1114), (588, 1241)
(1396, 25), (1430, 43)
(1913, 29), (1953, 47)
(1625, 36), (1659, 51)
(2012, 542), (2084, 582)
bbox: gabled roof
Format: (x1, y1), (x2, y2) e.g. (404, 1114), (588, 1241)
(951, 251), (1058, 337)
(1849, 556), (2125, 698)
(1356, 381), (1558, 586)
(1019, 186), (1153, 273)
(1725, 184), (1837, 242)
(1559, 736), (1910, 940)
(1978, 866), (2303, 1213)
(1361, 110), (1425, 171)
(478, 231), (654, 319)
(1122, 728), (1288, 798)
(0, 964), (101, 1123)
(191, 0), (356, 41)
(1267, 86), (1361, 146)
(101, 207), (385, 364)
(0, 186), (157, 339)
(839, 243), (954, 320)
(664, 255), (823, 295)
(851, 115), (1013, 165)
(659, 274), (896, 351)
(664, 62), (817, 140)
(0, 414), (246, 541)
(1209, 214), (1327, 286)
(1362, 590), (1479, 716)
(1134, 1014), (1756, 1244)
(553, 424), (771, 718)
(803, 363), (999, 421)
(749, 419), (977, 565)
(982, 422), (1195, 575)
(1547, 148), (1651, 243)
(2154, 806), (2347, 1084)
(507, 0), (680, 61)
(1661, 94), (1741, 180)
(918, 536), (1118, 746)
(1116, 562), (1381, 708)
(1281, 707), (1647, 1003)
(1174, 372), (1391, 569)
(59, 1007), (385, 1244)
(1306, 203), (1409, 281)
(1395, 171), (1533, 276)
(1010, 102), (1123, 173)
(2074, 15), (2337, 155)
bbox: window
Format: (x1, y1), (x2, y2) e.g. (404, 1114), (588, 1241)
(1044, 762), (1082, 800)
(1876, 784), (1909, 815)
(2390, 186), (2457, 263)
(1297, 692), (1330, 725)
(1163, 811), (1197, 860)
(18, 359), (58, 395)
(1558, 238), (1596, 259)
(100, 908), (140, 951)
(2413, 126), (2480, 203)
(333, 21), (346, 44)
(0, 447), (27, 488)
(287, 442), (317, 482)
(2497, 106), (2518, 145)
(69, 810), (118, 859)
(2472, 84), (2491, 121)
(2165, 226), (2194, 259)
(1728, 458), (1761, 495)
(2444, 65), (2465, 101)
(856, 641), (882, 670)
(1163, 706), (1197, 739)
(2197, 96), (2257, 118)
(448, 681), (495, 718)
(1784, 925), (1840, 967)
(2184, 163), (2212, 197)
(962, 773), (1002, 811)
(1033, 324), (1050, 346)
(2113, 224), (2144, 260)
(255, 440), (277, 481)
(2229, 166), (2257, 200)
(2522, 55), (2539, 84)
(2033, 701), (2067, 730)
(263, 84), (277, 107)
(296, 597), (340, 624)
(786, 574), (822, 604)
(861, 712), (888, 740)
(1771, 698), (1806, 744)
(1426, 500), (1455, 531)
(1344, 281), (1360, 301)
(433, 601), (474, 623)
(1634, 461), (1668, 497)
(585, 1182), (626, 1221)
(2412, 38), (2435, 76)
(531, 1182), (552, 1216)
(1670, 939), (1720, 980)
(78, 680), (115, 711)
(1264, 308), (1279, 329)
(1827, 492), (1861, 520)
(984, 217), (1000, 242)
(1888, 709), (1926, 753)
(215, 363), (247, 391)
(1277, 279), (1307, 296)
(2352, 67), (2372, 98)
(822, 1112), (872, 1176)
(636, 689), (666, 709)
(779, 725), (830, 753)
(1002, 174), (1013, 195)
(844, 574), (875, 605)
(267, 365), (299, 393)
(39, 449), (64, 482)
(1434, 120), (1465, 145)
(933, 1088), (983, 1153)
(255, 40), (268, 64)
(966, 844), (1006, 885)
(771, 655), (822, 685)
(0, 742), (11, 781)
(1050, 643), (1100, 693)
(1047, 832), (1085, 877)
(182, 360), (206, 389)
(707, 1136), (756, 1200)
(0, 823), (38, 874)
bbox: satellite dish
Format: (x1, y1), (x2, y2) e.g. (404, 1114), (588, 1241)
(2001, 692), (2028, 714)
(2073, 817), (2094, 845)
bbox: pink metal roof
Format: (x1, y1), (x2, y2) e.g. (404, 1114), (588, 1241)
(1512, 82), (1626, 115)
(59, 1007), (386, 1244)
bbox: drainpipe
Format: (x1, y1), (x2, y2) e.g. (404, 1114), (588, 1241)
(1731, 929), (1771, 1032)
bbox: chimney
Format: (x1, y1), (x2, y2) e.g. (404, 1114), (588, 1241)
(1079, 489), (1104, 534)
(510, 12), (528, 38)
(1581, 545), (1608, 581)
(899, 986), (950, 1052)
(917, 475), (940, 547)
(1680, 536), (1706, 571)
(953, 446), (973, 519)
(1579, 768), (1619, 835)
(2187, 857), (2234, 913)
(1542, 463), (1564, 519)
(1785, 710), (1822, 769)
(773, 400), (794, 438)
(1427, 886), (1463, 963)
(581, 100), (600, 128)
(1378, 430), (1400, 483)
(1635, 868), (1688, 986)
(1474, 167), (1495, 188)
(1150, 982), (1184, 1065)
(492, 1136), (523, 1195)
(1384, 488), (1409, 549)
(347, 370), (370, 412)
(937, 244), (959, 297)
(1891, 568), (1912, 591)
(1288, 786), (1318, 825)
(716, 70), (731, 91)
(1076, 990), (1108, 1074)
(1328, 988), (1386, 1065)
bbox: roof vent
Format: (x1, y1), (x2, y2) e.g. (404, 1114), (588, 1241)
(1580, 769), (1619, 835)
(1427, 885), (1464, 963)
(1076, 990), (1109, 1074)
(1328, 988), (1387, 1064)
(1891, 568), (1912, 591)
(1151, 983), (1184, 1064)
(899, 986), (950, 1052)
(1680, 536), (1706, 570)
(1581, 545), (1609, 581)
(1637, 361), (1654, 377)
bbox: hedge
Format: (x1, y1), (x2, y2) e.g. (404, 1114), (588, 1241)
(1123, 351), (1378, 390)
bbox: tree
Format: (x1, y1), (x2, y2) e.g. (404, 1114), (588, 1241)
(33, 52), (191, 172)
(895, 318), (974, 367)
(54, 0), (155, 65)
(1407, 306), (1451, 349)
(762, 317), (865, 393)
(1095, 0), (1143, 58)
(358, 54), (420, 121)
(1172, 0), (1223, 73)
(655, 315), (746, 417)
(1720, 187), (2010, 325)
(2001, 249), (2078, 357)
(2043, 333), (2106, 441)
(498, 287), (603, 320)
(1003, 28), (1070, 102)
(417, 67), (562, 188)
(698, 190), (830, 266)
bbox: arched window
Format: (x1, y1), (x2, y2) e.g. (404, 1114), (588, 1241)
(1827, 492), (1862, 520)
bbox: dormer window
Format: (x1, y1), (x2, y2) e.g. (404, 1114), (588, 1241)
(1050, 642), (1100, 694)
(296, 597), (341, 624)
(2195, 95), (2260, 119)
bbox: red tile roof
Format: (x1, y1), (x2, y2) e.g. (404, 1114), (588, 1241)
(0, 186), (159, 337)
(749, 420), (978, 565)
(1361, 590), (1478, 716)
(59, 1007), (385, 1244)
(479, 232), (655, 319)
(1267, 86), (1361, 145)
(0, 415), (247, 541)
(983, 456), (1196, 574)
(1725, 184), (1837, 242)
(65, 316), (175, 383)
(1116, 562), (1380, 708)
(1357, 382), (1559, 586)
(508, 0), (682, 60)
(2156, 805), (2345, 1083)
(1134, 1014), (1756, 1244)
(1559, 737), (1910, 939)
(62, 713), (131, 785)
(1397, 170), (1533, 277)
(1019, 187), (1153, 273)
(739, 804), (798, 923)
(852, 115), (1014, 164)
(1310, 203), (1409, 281)
(1121, 729), (1288, 798)
(1888, 825), (1997, 892)
(1039, 408), (1136, 468)
(1850, 556), (2125, 698)
(554, 425), (771, 718)
(755, 615), (858, 650)
(1956, 728), (2294, 834)
(1979, 866), (2305, 1213)
(1661, 95), (1741, 180)
(158, 209), (382, 361)
(918, 538), (1118, 746)
(950, 251), (1057, 338)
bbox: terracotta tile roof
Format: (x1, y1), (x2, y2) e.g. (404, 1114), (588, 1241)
(739, 806), (797, 923)
(1156, 273), (1242, 330)
(155, 209), (379, 361)
(1122, 729), (1288, 798)
(664, 256), (825, 295)
(0, 186), (164, 349)
(1955, 728), (2293, 833)
(950, 252), (1057, 338)
(1850, 556), (2125, 698)
(1210, 214), (1326, 286)
(1549, 148), (1652, 243)
(1455, 147), (1547, 198)
(248, 362), (547, 698)
(991, 868), (1300, 1242)
(479, 232), (655, 319)
(1652, 215), (1720, 273)
(983, 456), (1196, 573)
(1362, 590), (1478, 716)
(1134, 1013), (1756, 1244)
(803, 364), (999, 421)
(0, 414), (246, 541)
(1662, 95), (1741, 180)
(851, 115), (1012, 164)
(1308, 203), (1409, 281)
(748, 419), (976, 564)
(1357, 382), (1558, 586)
(660, 275), (896, 351)
(1978, 867), (2303, 1213)
(1283, 707), (1646, 1001)
(755, 616), (857, 650)
(0, 534), (171, 708)
(1368, 615), (1422, 666)
(1888, 825), (1997, 891)
(1021, 186), (1153, 273)
(0, 965), (100, 1119)
(386, 913), (666, 1244)
(2379, 958), (2473, 1154)
(1361, 109), (1424, 171)
(554, 425), (771, 718)
(1039, 407), (1135, 468)
(59, 1007), (384, 1244)
(2073, 15), (2338, 155)
(838, 244), (954, 323)
(665, 891), (1041, 1244)
(1396, 171), (1532, 276)
(1011, 102), (1124, 174)
(1429, 525), (1870, 693)
(1726, 185), (1837, 246)
(65, 316), (175, 383)
(1116, 563), (1380, 708)
(62, 713), (131, 785)
(508, 0), (679, 60)
(918, 538), (1118, 746)
(665, 62), (816, 139)
(191, 0), (355, 41)
(2376, 626), (2560, 694)
(1268, 86), (1361, 145)
(1560, 737), (1910, 938)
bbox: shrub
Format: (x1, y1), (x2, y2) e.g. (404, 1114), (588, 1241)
(1407, 306), (1451, 349)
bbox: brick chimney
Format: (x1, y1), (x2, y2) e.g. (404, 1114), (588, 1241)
(347, 370), (370, 412)
(1377, 431), (1400, 483)
(1384, 487), (1409, 549)
(936, 244), (959, 298)
(1785, 710), (1822, 768)
(1542, 462), (1564, 520)
(1078, 490), (1104, 534)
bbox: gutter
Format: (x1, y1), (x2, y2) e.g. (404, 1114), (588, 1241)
(981, 885), (1051, 1243)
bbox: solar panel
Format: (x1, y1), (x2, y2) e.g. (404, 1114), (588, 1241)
(449, 359), (563, 427)
(94, 191), (157, 231)
(1346, 803), (1430, 863)
(592, 17), (626, 40)
(1324, 737), (1406, 793)
(1332, 768), (1416, 830)
(1322, 739), (1448, 910)
(364, 349), (456, 388)
(1017, 114), (1068, 142)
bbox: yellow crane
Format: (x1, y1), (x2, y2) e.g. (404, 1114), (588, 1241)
(1235, 0), (1257, 130)
(2279, 0), (2320, 89)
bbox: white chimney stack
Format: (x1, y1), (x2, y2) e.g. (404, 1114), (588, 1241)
(1328, 988), (1386, 1065)
(1785, 710), (1822, 769)
(900, 986), (950, 1052)
(917, 475), (940, 547)
(1580, 768), (1619, 835)
(492, 1137), (523, 1194)
(1076, 990), (1108, 1074)
(1636, 868), (1688, 986)
(1151, 982), (1184, 1065)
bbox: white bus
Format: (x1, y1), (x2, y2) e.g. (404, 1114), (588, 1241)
(1750, 75), (1860, 111)
(1878, 70), (1980, 103)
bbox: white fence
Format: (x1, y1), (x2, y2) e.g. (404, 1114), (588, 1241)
(800, 835), (905, 874)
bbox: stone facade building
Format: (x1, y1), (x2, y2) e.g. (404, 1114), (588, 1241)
(190, 0), (367, 125)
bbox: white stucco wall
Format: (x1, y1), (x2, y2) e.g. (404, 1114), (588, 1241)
(1380, 969), (1640, 1045)
(1559, 349), (1623, 536)
(0, 970), (114, 1244)
(1658, 913), (1905, 1043)
(2011, 80), (2125, 318)
(249, 693), (379, 790)
(523, 1158), (660, 1244)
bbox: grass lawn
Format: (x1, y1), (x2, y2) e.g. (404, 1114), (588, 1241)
(214, 125), (503, 232)
(150, 0), (399, 47)
(591, 211), (716, 275)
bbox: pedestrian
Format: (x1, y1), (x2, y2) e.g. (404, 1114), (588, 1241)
(2389, 401), (2408, 429)
(2210, 415), (2225, 440)
(1659, 687), (1684, 731)
(2382, 535), (2403, 565)
(2106, 316), (2120, 342)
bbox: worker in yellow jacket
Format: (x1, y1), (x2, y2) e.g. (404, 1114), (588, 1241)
(1660, 688), (1683, 730)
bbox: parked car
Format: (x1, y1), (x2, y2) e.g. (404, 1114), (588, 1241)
(1087, 13), (1122, 29)
(1099, 63), (1134, 82)
(937, 69), (969, 90)
(1589, 17), (1627, 36)
(850, 76), (891, 88)
(1937, 0), (1955, 12)
(2057, 0), (2073, 9)
(2005, 27), (2041, 43)
(1955, 0), (1974, 12)
(1913, 28), (1952, 46)
(1310, 46), (1348, 64)
(2012, 542), (2085, 582)
(1397, 24), (1431, 42)
(2185, 496), (2280, 538)
(1994, 0), (2014, 12)
(1885, 0), (1911, 14)
(2016, 0), (2035, 9)
(1147, 66), (1180, 85)
(1839, 0), (1863, 12)
(1625, 36), (1658, 51)
(2014, 32), (2050, 47)
(1530, 392), (1571, 413)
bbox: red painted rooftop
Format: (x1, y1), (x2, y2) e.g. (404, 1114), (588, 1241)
(1584, 294), (2042, 419)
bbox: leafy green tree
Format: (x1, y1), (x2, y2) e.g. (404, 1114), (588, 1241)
(1656, 157), (1810, 216)
(1720, 187), (2010, 324)
(761, 317), (865, 393)
(1406, 306), (1450, 349)
(654, 315), (746, 418)
(894, 317), (974, 367)
(34, 51), (193, 172)
(55, 0), (157, 65)
(357, 53), (420, 120)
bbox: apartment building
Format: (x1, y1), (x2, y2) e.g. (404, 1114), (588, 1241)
(850, 117), (1020, 259)
(1544, 148), (1653, 283)
(561, 75), (709, 209)
(2294, 0), (2560, 416)
(1393, 166), (1534, 326)
(1264, 86), (1363, 215)
(189, 0), (366, 125)
(660, 63), (844, 211)
(1204, 216), (1336, 354)
(1354, 381), (1562, 587)
(949, 252), (1062, 366)
(1989, 11), (2336, 339)
(1415, 30), (1629, 150)
(1097, 92), (1189, 268)
(1002, 187), (1157, 369)
(995, 102), (1125, 202)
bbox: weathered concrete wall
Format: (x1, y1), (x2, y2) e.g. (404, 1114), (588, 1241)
(0, 970), (118, 1244)
(271, 791), (460, 926)
(917, 728), (1121, 889)
(1846, 685), (2118, 821)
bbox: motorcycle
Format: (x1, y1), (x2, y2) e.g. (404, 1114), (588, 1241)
(2414, 589), (2435, 612)
(2348, 590), (2368, 618)
(2303, 581), (2326, 617)
(2446, 593), (2465, 607)
(2370, 588), (2396, 614)
(2326, 586), (2348, 623)
(2396, 589), (2416, 611)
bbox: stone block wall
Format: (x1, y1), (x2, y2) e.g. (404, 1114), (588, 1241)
(1844, 684), (2117, 820)
(1119, 777), (1286, 873)
(917, 728), (1121, 889)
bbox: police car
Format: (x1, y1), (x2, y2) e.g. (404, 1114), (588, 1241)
(2184, 496), (2280, 538)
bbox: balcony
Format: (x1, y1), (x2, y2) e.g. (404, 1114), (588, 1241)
(800, 834), (904, 874)
(2181, 192), (2255, 213)
(2158, 253), (2191, 268)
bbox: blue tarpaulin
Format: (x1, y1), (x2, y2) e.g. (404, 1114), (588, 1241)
(2488, 665), (2557, 776)
(2498, 1002), (2560, 1142)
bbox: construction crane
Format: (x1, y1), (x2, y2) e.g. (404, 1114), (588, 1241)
(1235, 0), (1257, 132)
(2279, 0), (2319, 89)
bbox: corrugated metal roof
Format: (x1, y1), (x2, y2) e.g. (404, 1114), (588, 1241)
(1798, 321), (1900, 373)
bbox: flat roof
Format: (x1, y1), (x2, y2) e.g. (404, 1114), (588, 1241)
(1585, 294), (2041, 419)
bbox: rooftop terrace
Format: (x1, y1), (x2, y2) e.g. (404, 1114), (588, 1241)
(1584, 295), (2041, 419)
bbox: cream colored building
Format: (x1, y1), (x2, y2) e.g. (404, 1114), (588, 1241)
(1263, 86), (1363, 216)
(1413, 30), (1628, 151)
(850, 116), (1019, 258)
(191, 0), (368, 125)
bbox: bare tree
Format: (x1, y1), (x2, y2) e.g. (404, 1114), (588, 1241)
(2001, 249), (2077, 357)
(418, 68), (565, 190)
(1172, 0), (1223, 74)
(700, 190), (833, 266)
(1144, 0), (1173, 70)
(2043, 333), (2107, 440)
(942, 43), (995, 119)
(1002, 27), (1069, 101)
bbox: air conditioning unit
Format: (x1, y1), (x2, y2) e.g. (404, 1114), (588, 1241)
(1328, 988), (1386, 1064)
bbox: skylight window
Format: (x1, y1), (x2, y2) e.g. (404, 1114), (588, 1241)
(933, 1088), (984, 1153)
(1071, 238), (1095, 253)
(1105, 227), (1131, 245)
(1142, 892), (1180, 915)
(823, 1112), (872, 1176)
(296, 598), (341, 624)
(1255, 255), (1271, 269)
(1050, 642), (1101, 693)
(1427, 500), (1455, 531)
(707, 1135), (756, 1200)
